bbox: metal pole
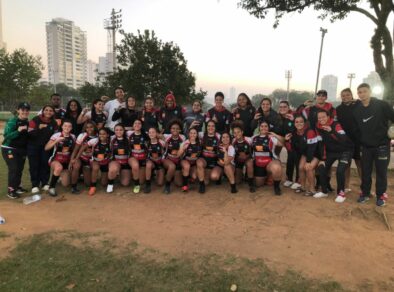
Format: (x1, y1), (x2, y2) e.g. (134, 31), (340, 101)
(348, 73), (355, 88)
(314, 28), (327, 94)
(285, 70), (292, 101)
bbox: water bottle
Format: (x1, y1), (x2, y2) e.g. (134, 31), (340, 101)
(0, 216), (5, 224)
(23, 194), (42, 205)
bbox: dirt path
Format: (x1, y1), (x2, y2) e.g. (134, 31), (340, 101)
(0, 179), (393, 290)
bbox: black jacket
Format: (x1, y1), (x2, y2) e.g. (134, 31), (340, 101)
(353, 98), (394, 147)
(336, 100), (361, 143)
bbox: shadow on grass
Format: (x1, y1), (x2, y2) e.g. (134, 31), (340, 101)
(0, 231), (344, 292)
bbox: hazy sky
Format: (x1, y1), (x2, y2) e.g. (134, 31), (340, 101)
(3, 0), (392, 102)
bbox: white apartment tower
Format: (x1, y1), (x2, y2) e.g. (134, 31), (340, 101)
(321, 74), (338, 101)
(46, 18), (87, 88)
(0, 0), (6, 50)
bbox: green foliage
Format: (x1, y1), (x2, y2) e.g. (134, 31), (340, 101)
(27, 83), (53, 109)
(251, 93), (269, 107)
(0, 232), (346, 291)
(79, 82), (111, 104)
(54, 83), (80, 99)
(112, 29), (200, 104)
(0, 48), (43, 107)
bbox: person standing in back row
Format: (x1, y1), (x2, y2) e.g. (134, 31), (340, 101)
(104, 86), (126, 134)
(206, 92), (233, 134)
(353, 83), (394, 207)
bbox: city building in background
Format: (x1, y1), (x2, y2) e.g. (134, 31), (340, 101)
(87, 59), (98, 84)
(46, 18), (87, 89)
(0, 0), (6, 50)
(229, 86), (236, 101)
(321, 74), (338, 101)
(363, 71), (384, 99)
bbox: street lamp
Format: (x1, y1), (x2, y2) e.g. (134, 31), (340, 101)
(285, 70), (292, 101)
(347, 73), (355, 88)
(314, 27), (328, 94)
(104, 9), (122, 72)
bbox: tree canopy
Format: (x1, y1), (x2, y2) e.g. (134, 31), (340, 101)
(239, 0), (394, 102)
(106, 29), (201, 104)
(0, 48), (43, 107)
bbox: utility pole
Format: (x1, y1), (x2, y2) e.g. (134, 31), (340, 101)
(104, 9), (122, 73)
(285, 70), (292, 101)
(347, 73), (355, 89)
(315, 27), (328, 94)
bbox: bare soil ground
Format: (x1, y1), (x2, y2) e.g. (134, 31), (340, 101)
(0, 177), (394, 290)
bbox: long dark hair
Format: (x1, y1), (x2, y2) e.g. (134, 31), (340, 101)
(91, 98), (103, 123)
(65, 99), (82, 118)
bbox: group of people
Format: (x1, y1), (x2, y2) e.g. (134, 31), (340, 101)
(2, 84), (394, 207)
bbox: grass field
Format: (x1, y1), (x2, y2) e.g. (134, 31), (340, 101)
(0, 232), (344, 292)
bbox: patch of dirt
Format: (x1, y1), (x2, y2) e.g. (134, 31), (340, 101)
(0, 178), (394, 290)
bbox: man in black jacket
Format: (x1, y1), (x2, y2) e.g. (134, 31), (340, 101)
(353, 83), (394, 206)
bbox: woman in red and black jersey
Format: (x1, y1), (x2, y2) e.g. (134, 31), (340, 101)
(178, 127), (202, 192)
(106, 124), (131, 193)
(45, 120), (78, 196)
(217, 132), (237, 193)
(77, 128), (111, 196)
(128, 119), (149, 194)
(252, 121), (284, 195)
(70, 121), (97, 186)
(285, 115), (319, 195)
(231, 121), (255, 192)
(196, 120), (222, 194)
(162, 120), (186, 194)
(145, 127), (165, 193)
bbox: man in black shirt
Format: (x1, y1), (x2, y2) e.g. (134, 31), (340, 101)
(353, 83), (394, 206)
(336, 88), (362, 189)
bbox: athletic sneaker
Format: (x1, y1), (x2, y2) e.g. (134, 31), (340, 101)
(88, 187), (96, 196)
(231, 185), (238, 194)
(16, 187), (28, 195)
(376, 193), (388, 207)
(305, 191), (315, 196)
(198, 183), (205, 194)
(313, 192), (328, 198)
(31, 187), (40, 194)
(143, 184), (151, 194)
(133, 185), (140, 194)
(48, 188), (57, 197)
(71, 187), (80, 194)
(295, 187), (305, 193)
(283, 180), (293, 187)
(290, 182), (301, 190)
(42, 185), (50, 191)
(249, 185), (256, 193)
(357, 195), (370, 204)
(106, 184), (114, 193)
(163, 184), (171, 194)
(274, 186), (282, 196)
(335, 191), (346, 203)
(182, 185), (189, 192)
(7, 191), (20, 199)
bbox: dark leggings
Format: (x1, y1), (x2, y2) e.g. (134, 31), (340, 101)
(317, 151), (352, 194)
(2, 147), (26, 192)
(361, 144), (390, 197)
(27, 145), (51, 188)
(286, 150), (299, 182)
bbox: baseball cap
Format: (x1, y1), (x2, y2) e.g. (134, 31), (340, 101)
(17, 102), (31, 110)
(316, 90), (328, 96)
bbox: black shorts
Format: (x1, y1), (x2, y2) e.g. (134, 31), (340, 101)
(153, 161), (163, 170)
(138, 159), (146, 167)
(203, 157), (217, 169)
(254, 165), (267, 177)
(353, 144), (361, 160)
(81, 159), (91, 168)
(100, 164), (109, 173)
(235, 161), (245, 169)
(120, 164), (131, 170)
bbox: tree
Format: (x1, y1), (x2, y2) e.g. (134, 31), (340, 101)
(288, 90), (314, 108)
(114, 29), (202, 104)
(251, 93), (269, 107)
(239, 0), (394, 102)
(27, 83), (53, 109)
(79, 82), (111, 104)
(0, 48), (43, 108)
(55, 83), (80, 99)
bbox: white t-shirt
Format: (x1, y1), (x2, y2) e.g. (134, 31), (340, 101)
(104, 99), (125, 131)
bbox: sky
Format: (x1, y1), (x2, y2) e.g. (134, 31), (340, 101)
(2, 0), (392, 102)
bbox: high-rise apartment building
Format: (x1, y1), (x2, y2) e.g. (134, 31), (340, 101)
(321, 75), (338, 101)
(0, 0), (6, 50)
(46, 18), (87, 89)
